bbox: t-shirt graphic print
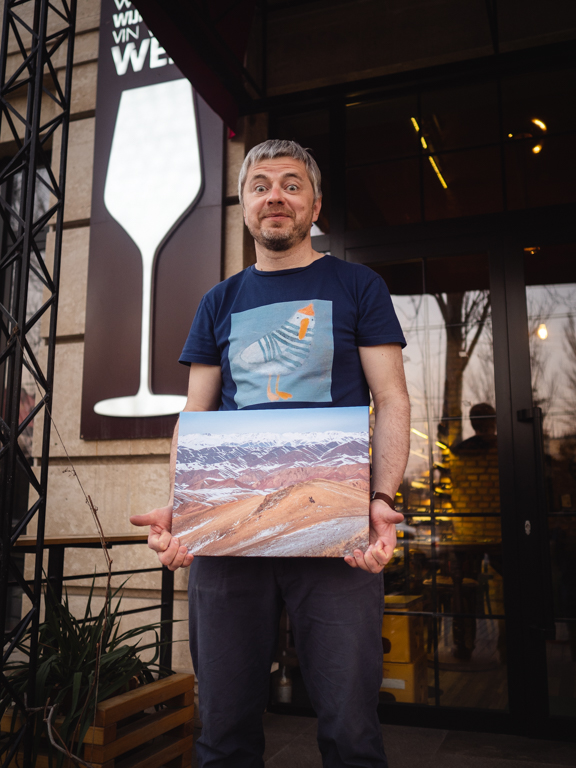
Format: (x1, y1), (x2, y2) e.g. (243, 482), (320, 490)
(229, 299), (334, 409)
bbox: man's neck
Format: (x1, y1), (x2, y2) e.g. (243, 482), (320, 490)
(254, 238), (324, 272)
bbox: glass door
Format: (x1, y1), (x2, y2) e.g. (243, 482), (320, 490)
(377, 253), (509, 714)
(524, 246), (576, 721)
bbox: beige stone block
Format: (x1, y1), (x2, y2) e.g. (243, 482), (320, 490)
(2, 1), (99, 56)
(77, 0), (102, 33)
(70, 61), (98, 116)
(53, 30), (100, 69)
(41, 226), (89, 339)
(63, 541), (163, 591)
(43, 458), (170, 538)
(0, 90), (55, 145)
(51, 117), (95, 223)
(31, 341), (172, 458)
(61, 542), (190, 593)
(224, 205), (244, 279)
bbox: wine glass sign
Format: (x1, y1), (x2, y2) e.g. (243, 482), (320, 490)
(94, 78), (201, 417)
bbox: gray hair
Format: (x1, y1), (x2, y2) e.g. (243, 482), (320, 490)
(238, 139), (322, 207)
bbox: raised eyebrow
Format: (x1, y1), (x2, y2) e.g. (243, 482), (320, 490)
(282, 172), (304, 182)
(249, 171), (304, 185)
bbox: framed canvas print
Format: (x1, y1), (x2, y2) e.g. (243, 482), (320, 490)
(172, 406), (370, 556)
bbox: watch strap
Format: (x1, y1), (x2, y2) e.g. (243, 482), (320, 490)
(370, 491), (396, 509)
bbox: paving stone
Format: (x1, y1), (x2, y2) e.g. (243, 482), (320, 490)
(382, 723), (448, 766)
(190, 714), (576, 767)
(263, 713), (317, 762)
(438, 730), (576, 766)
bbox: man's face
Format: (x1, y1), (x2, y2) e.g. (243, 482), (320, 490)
(242, 157), (322, 252)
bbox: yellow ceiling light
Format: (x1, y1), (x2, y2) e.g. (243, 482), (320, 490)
(537, 323), (548, 340)
(411, 427), (429, 440)
(532, 118), (547, 132)
(532, 144), (542, 154)
(436, 441), (449, 450)
(428, 156), (448, 189)
(410, 117), (448, 189)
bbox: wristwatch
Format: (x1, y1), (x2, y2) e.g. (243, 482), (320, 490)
(370, 491), (396, 509)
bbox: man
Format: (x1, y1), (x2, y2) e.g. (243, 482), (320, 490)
(131, 140), (410, 767)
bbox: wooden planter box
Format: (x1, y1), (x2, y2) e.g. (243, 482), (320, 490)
(1, 672), (195, 768)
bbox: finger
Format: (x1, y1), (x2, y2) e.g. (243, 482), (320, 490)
(344, 555), (358, 568)
(157, 537), (181, 567)
(166, 545), (193, 571)
(363, 545), (385, 574)
(130, 510), (163, 527)
(352, 548), (372, 573)
(381, 542), (396, 565)
(149, 529), (173, 554)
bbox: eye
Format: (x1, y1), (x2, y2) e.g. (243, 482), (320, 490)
(286, 184), (298, 192)
(254, 184), (267, 193)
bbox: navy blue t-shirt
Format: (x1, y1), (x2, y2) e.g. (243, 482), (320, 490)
(179, 255), (406, 411)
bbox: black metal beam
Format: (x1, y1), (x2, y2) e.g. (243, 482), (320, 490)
(0, 3), (77, 766)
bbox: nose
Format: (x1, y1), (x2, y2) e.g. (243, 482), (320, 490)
(266, 183), (285, 205)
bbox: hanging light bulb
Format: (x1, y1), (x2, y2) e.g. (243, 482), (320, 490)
(537, 323), (548, 340)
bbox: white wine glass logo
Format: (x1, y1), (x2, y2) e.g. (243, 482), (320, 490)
(94, 79), (201, 417)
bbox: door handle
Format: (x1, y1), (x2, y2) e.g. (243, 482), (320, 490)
(517, 407), (556, 640)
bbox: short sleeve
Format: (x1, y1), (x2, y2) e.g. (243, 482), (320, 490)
(179, 295), (221, 366)
(356, 276), (406, 348)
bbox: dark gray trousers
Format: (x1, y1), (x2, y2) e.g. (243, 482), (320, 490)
(188, 556), (387, 768)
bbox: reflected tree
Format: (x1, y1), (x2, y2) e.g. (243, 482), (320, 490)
(433, 290), (491, 445)
(527, 287), (563, 431)
(564, 314), (576, 430)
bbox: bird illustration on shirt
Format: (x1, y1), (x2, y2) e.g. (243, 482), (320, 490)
(234, 303), (315, 401)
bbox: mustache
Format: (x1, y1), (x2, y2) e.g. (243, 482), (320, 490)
(261, 210), (293, 218)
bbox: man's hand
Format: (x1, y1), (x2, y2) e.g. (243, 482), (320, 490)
(344, 498), (404, 573)
(130, 505), (194, 571)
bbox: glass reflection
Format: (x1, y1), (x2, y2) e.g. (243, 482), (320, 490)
(525, 261), (576, 718)
(380, 255), (508, 710)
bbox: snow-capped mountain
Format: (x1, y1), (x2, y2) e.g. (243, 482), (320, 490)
(173, 429), (369, 512)
(178, 430), (367, 450)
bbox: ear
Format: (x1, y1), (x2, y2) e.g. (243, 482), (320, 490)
(312, 196), (322, 222)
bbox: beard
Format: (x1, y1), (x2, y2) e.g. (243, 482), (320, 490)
(248, 214), (312, 252)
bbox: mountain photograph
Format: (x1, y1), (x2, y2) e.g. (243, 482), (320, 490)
(172, 407), (370, 557)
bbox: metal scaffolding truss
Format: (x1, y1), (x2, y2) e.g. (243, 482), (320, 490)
(0, 1), (77, 765)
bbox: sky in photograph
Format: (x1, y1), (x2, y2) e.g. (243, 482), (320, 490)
(179, 406), (369, 436)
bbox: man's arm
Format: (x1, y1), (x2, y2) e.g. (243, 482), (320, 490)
(130, 363), (222, 570)
(345, 343), (410, 573)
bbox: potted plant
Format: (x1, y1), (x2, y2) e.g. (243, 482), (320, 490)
(0, 580), (194, 767)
